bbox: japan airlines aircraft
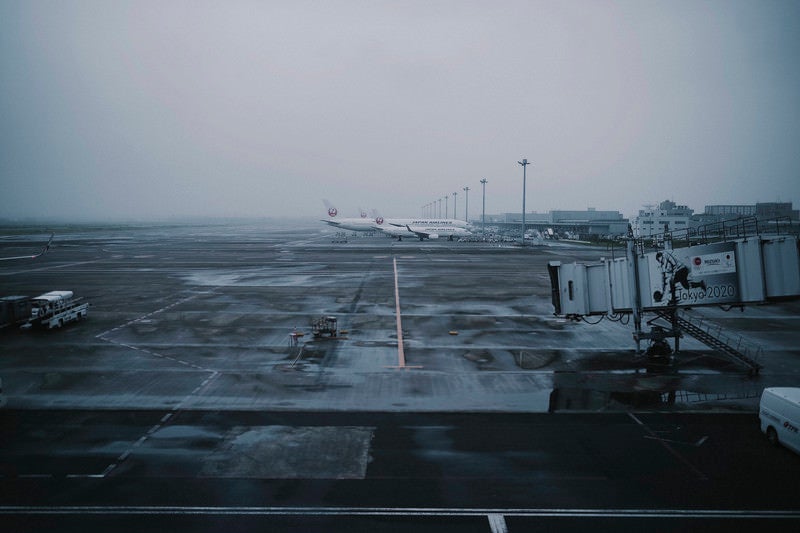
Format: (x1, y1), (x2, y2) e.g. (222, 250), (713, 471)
(320, 200), (378, 232)
(0, 233), (53, 261)
(321, 201), (473, 239)
(376, 220), (472, 241)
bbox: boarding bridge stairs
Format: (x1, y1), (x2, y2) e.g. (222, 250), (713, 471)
(654, 310), (763, 375)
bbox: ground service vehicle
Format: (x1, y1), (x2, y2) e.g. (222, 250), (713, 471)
(759, 387), (800, 454)
(312, 316), (338, 338)
(0, 296), (31, 329)
(27, 291), (89, 330)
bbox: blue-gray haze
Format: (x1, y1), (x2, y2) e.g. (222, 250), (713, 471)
(1, 1), (798, 221)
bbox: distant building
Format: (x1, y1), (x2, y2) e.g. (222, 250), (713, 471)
(632, 200), (694, 238)
(704, 204), (756, 218)
(701, 202), (799, 223)
(483, 208), (628, 238)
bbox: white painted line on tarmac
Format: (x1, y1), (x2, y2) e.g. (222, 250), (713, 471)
(95, 293), (204, 339)
(0, 506), (798, 519)
(643, 435), (709, 447)
(0, 259), (105, 277)
(628, 412), (708, 480)
(97, 370), (221, 478)
(488, 513), (508, 532)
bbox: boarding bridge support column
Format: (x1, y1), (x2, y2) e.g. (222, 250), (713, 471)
(626, 236), (643, 353)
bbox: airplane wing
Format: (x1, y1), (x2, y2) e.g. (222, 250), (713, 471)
(406, 225), (435, 240)
(0, 233), (54, 261)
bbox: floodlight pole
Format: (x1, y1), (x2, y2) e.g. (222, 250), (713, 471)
(453, 192), (458, 219)
(480, 179), (487, 239)
(438, 198), (442, 218)
(463, 186), (470, 222)
(445, 196), (448, 219)
(518, 158), (530, 245)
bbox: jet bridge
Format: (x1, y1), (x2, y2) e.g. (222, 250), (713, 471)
(548, 219), (800, 373)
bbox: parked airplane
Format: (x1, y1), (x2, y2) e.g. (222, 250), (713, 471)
(321, 201), (378, 232)
(375, 220), (471, 241)
(0, 233), (53, 261)
(321, 201), (472, 237)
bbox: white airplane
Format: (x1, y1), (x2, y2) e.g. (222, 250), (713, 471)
(320, 200), (378, 232)
(0, 233), (53, 261)
(376, 219), (472, 241)
(321, 201), (472, 238)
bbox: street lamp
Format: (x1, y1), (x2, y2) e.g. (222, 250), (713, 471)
(452, 192), (458, 219)
(480, 179), (487, 239)
(444, 195), (448, 219)
(438, 198), (442, 218)
(463, 186), (470, 223)
(518, 158), (530, 245)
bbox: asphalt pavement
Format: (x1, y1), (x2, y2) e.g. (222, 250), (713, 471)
(1, 221), (799, 531)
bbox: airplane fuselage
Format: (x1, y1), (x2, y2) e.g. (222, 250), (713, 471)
(378, 221), (472, 241)
(322, 219), (378, 232)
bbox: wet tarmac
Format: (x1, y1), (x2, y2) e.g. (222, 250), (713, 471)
(2, 220), (798, 413)
(1, 221), (799, 530)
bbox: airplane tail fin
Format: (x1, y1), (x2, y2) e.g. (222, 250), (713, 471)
(42, 233), (54, 255)
(323, 199), (338, 218)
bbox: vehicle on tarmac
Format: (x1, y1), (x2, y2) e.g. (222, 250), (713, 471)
(759, 387), (800, 454)
(312, 316), (338, 338)
(26, 291), (89, 330)
(0, 295), (32, 330)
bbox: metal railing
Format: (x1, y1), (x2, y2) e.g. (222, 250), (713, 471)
(640, 215), (797, 251)
(678, 310), (764, 364)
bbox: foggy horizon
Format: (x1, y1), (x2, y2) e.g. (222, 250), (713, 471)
(2, 1), (799, 222)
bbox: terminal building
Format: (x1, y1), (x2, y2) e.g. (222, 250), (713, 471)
(633, 200), (799, 238)
(702, 202), (799, 223)
(479, 201), (797, 241)
(632, 200), (694, 238)
(479, 208), (629, 239)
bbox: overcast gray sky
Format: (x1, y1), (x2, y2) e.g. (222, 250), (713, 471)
(2, 0), (799, 221)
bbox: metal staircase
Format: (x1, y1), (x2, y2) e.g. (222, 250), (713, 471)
(654, 310), (763, 375)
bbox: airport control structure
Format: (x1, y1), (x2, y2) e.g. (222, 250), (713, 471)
(548, 216), (800, 374)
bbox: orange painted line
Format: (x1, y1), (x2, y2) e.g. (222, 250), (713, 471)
(393, 257), (406, 368)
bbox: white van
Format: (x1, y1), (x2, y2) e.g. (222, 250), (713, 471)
(759, 387), (800, 454)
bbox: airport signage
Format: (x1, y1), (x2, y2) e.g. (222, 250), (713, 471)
(643, 241), (739, 308)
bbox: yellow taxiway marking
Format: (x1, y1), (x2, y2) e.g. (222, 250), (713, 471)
(393, 257), (406, 367)
(390, 257), (421, 369)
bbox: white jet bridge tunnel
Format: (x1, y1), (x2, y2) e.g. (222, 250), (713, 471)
(548, 219), (800, 374)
